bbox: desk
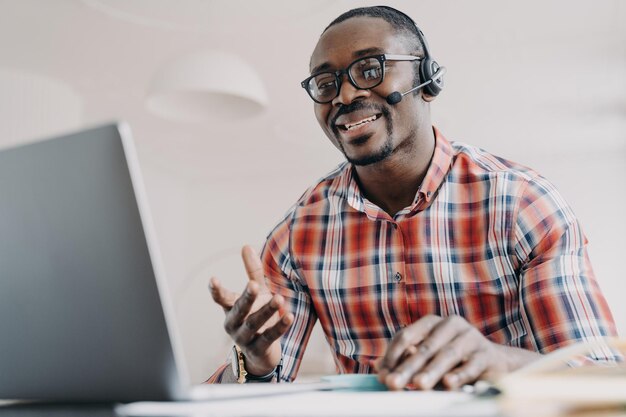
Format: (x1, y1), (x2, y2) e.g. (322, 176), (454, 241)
(0, 391), (501, 417)
(2, 399), (625, 417)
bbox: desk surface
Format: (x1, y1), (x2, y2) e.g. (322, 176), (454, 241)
(2, 400), (624, 417)
(0, 391), (501, 417)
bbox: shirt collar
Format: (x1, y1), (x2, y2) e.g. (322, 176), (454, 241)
(416, 126), (454, 207)
(340, 126), (454, 217)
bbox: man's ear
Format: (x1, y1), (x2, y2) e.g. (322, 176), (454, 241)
(422, 92), (436, 102)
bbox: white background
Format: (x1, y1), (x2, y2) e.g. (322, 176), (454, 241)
(0, 0), (624, 382)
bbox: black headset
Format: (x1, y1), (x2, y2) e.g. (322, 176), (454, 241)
(379, 6), (444, 98)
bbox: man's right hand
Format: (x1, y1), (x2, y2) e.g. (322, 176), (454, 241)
(209, 245), (293, 377)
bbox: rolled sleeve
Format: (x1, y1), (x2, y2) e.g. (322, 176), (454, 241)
(514, 175), (618, 360)
(261, 212), (318, 382)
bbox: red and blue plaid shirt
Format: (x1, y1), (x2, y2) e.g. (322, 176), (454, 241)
(209, 127), (616, 382)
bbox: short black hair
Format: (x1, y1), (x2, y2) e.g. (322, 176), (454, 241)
(323, 6), (425, 57)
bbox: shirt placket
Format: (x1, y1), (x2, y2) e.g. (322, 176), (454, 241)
(387, 218), (411, 329)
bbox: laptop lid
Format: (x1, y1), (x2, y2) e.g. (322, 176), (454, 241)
(0, 123), (190, 402)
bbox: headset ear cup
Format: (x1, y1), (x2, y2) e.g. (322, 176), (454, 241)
(420, 59), (443, 97)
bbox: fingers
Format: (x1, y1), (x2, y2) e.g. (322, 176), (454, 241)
(377, 315), (442, 380)
(222, 281), (292, 346)
(232, 294), (285, 345)
(380, 316), (486, 391)
(410, 329), (480, 390)
(241, 245), (266, 285)
(249, 311), (294, 356)
(383, 316), (454, 390)
(209, 277), (239, 310)
(223, 281), (260, 336)
(442, 350), (490, 389)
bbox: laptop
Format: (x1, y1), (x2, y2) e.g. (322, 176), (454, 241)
(0, 123), (334, 402)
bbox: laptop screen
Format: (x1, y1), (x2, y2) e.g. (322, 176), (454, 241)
(0, 123), (187, 401)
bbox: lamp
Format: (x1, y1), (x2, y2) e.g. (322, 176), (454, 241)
(146, 50), (269, 123)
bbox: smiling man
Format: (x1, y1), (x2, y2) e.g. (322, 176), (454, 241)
(209, 6), (617, 389)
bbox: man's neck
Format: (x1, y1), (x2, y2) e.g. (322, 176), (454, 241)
(353, 127), (435, 217)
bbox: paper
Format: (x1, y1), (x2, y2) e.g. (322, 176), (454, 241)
(188, 380), (341, 400)
(496, 337), (626, 406)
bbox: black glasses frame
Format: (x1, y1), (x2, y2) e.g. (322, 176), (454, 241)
(301, 54), (421, 104)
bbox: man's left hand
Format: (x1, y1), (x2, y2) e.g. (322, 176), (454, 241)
(375, 315), (541, 390)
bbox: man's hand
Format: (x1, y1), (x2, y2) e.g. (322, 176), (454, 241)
(375, 315), (541, 391)
(209, 245), (293, 377)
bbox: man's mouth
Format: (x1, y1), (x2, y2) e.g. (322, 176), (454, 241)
(337, 114), (381, 131)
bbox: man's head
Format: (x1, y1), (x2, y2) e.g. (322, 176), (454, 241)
(307, 6), (436, 167)
(323, 6), (425, 58)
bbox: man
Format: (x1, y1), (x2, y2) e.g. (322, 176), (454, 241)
(209, 6), (617, 389)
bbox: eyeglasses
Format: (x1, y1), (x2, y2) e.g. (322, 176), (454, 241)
(301, 54), (421, 104)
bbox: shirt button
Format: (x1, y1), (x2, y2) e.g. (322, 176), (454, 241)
(394, 272), (402, 282)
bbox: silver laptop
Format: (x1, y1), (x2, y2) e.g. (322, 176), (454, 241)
(0, 123), (333, 402)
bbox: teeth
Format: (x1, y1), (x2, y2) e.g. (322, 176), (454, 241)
(343, 115), (378, 131)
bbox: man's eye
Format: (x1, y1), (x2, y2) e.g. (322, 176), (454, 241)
(316, 79), (335, 90)
(362, 67), (382, 80)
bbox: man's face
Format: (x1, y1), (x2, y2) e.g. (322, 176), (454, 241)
(309, 17), (426, 166)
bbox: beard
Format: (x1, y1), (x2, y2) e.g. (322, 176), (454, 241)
(340, 133), (394, 166)
(337, 113), (395, 166)
(331, 102), (395, 167)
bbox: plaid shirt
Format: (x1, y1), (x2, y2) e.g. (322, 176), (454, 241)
(208, 127), (617, 383)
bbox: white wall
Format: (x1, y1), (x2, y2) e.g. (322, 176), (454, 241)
(0, 0), (624, 383)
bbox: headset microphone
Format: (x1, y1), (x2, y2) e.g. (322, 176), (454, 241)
(386, 66), (447, 105)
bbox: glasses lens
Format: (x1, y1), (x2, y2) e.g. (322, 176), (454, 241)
(308, 73), (338, 103)
(349, 57), (383, 89)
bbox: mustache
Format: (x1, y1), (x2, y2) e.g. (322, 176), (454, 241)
(331, 101), (389, 134)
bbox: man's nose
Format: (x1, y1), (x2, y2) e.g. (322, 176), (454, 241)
(331, 75), (370, 106)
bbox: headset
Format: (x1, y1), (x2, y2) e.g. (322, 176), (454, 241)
(379, 6), (445, 104)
